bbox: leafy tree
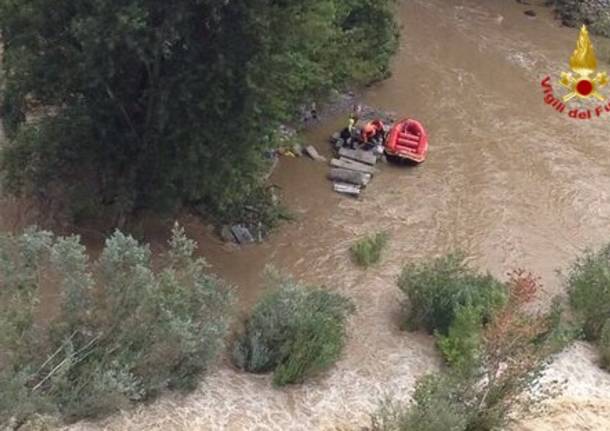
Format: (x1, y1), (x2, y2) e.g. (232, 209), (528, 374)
(0, 0), (399, 224)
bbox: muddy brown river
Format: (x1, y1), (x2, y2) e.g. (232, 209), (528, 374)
(64, 0), (610, 429)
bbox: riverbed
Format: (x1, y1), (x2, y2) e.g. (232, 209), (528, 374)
(66, 0), (610, 429)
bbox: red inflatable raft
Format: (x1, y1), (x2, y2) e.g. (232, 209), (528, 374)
(384, 118), (428, 163)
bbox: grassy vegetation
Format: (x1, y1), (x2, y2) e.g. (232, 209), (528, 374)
(0, 224), (233, 425)
(350, 232), (389, 268)
(232, 272), (354, 386)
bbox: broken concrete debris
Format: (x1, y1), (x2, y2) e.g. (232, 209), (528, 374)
(230, 225), (255, 244)
(333, 182), (361, 196)
(304, 145), (327, 162)
(330, 158), (377, 175)
(328, 168), (371, 186)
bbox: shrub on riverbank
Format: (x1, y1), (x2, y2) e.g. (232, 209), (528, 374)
(567, 244), (610, 341)
(350, 232), (389, 268)
(398, 253), (576, 374)
(0, 224), (233, 424)
(373, 269), (569, 431)
(398, 253), (507, 370)
(398, 253), (506, 332)
(566, 244), (610, 369)
(232, 274), (354, 386)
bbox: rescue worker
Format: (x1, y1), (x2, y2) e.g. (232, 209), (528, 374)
(360, 119), (385, 150)
(361, 122), (376, 144)
(340, 112), (359, 148)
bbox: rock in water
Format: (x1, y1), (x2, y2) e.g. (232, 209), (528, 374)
(333, 182), (361, 196)
(220, 226), (235, 243)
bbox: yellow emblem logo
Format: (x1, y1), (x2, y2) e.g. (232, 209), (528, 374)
(542, 25), (610, 119)
(560, 25), (608, 101)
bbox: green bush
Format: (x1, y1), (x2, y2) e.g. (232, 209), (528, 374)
(567, 244), (610, 340)
(371, 275), (568, 431)
(600, 319), (610, 370)
(400, 374), (469, 431)
(397, 253), (506, 335)
(437, 305), (482, 372)
(0, 224), (233, 423)
(350, 232), (389, 268)
(369, 374), (469, 431)
(232, 274), (354, 386)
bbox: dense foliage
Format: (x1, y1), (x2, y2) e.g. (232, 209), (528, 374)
(0, 0), (399, 224)
(350, 231), (389, 268)
(372, 267), (570, 431)
(398, 254), (575, 374)
(232, 273), (354, 386)
(397, 253), (506, 335)
(0, 224), (233, 424)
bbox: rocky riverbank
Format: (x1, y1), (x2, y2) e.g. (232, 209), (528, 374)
(553, 0), (610, 36)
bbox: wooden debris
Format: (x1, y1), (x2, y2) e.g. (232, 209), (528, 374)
(330, 158), (377, 175)
(304, 145), (327, 162)
(338, 148), (377, 166)
(333, 182), (361, 196)
(231, 225), (255, 244)
(329, 168), (371, 186)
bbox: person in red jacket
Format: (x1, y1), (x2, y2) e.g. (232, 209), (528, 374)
(361, 119), (385, 149)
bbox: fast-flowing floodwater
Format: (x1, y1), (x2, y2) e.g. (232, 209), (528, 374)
(65, 0), (610, 429)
